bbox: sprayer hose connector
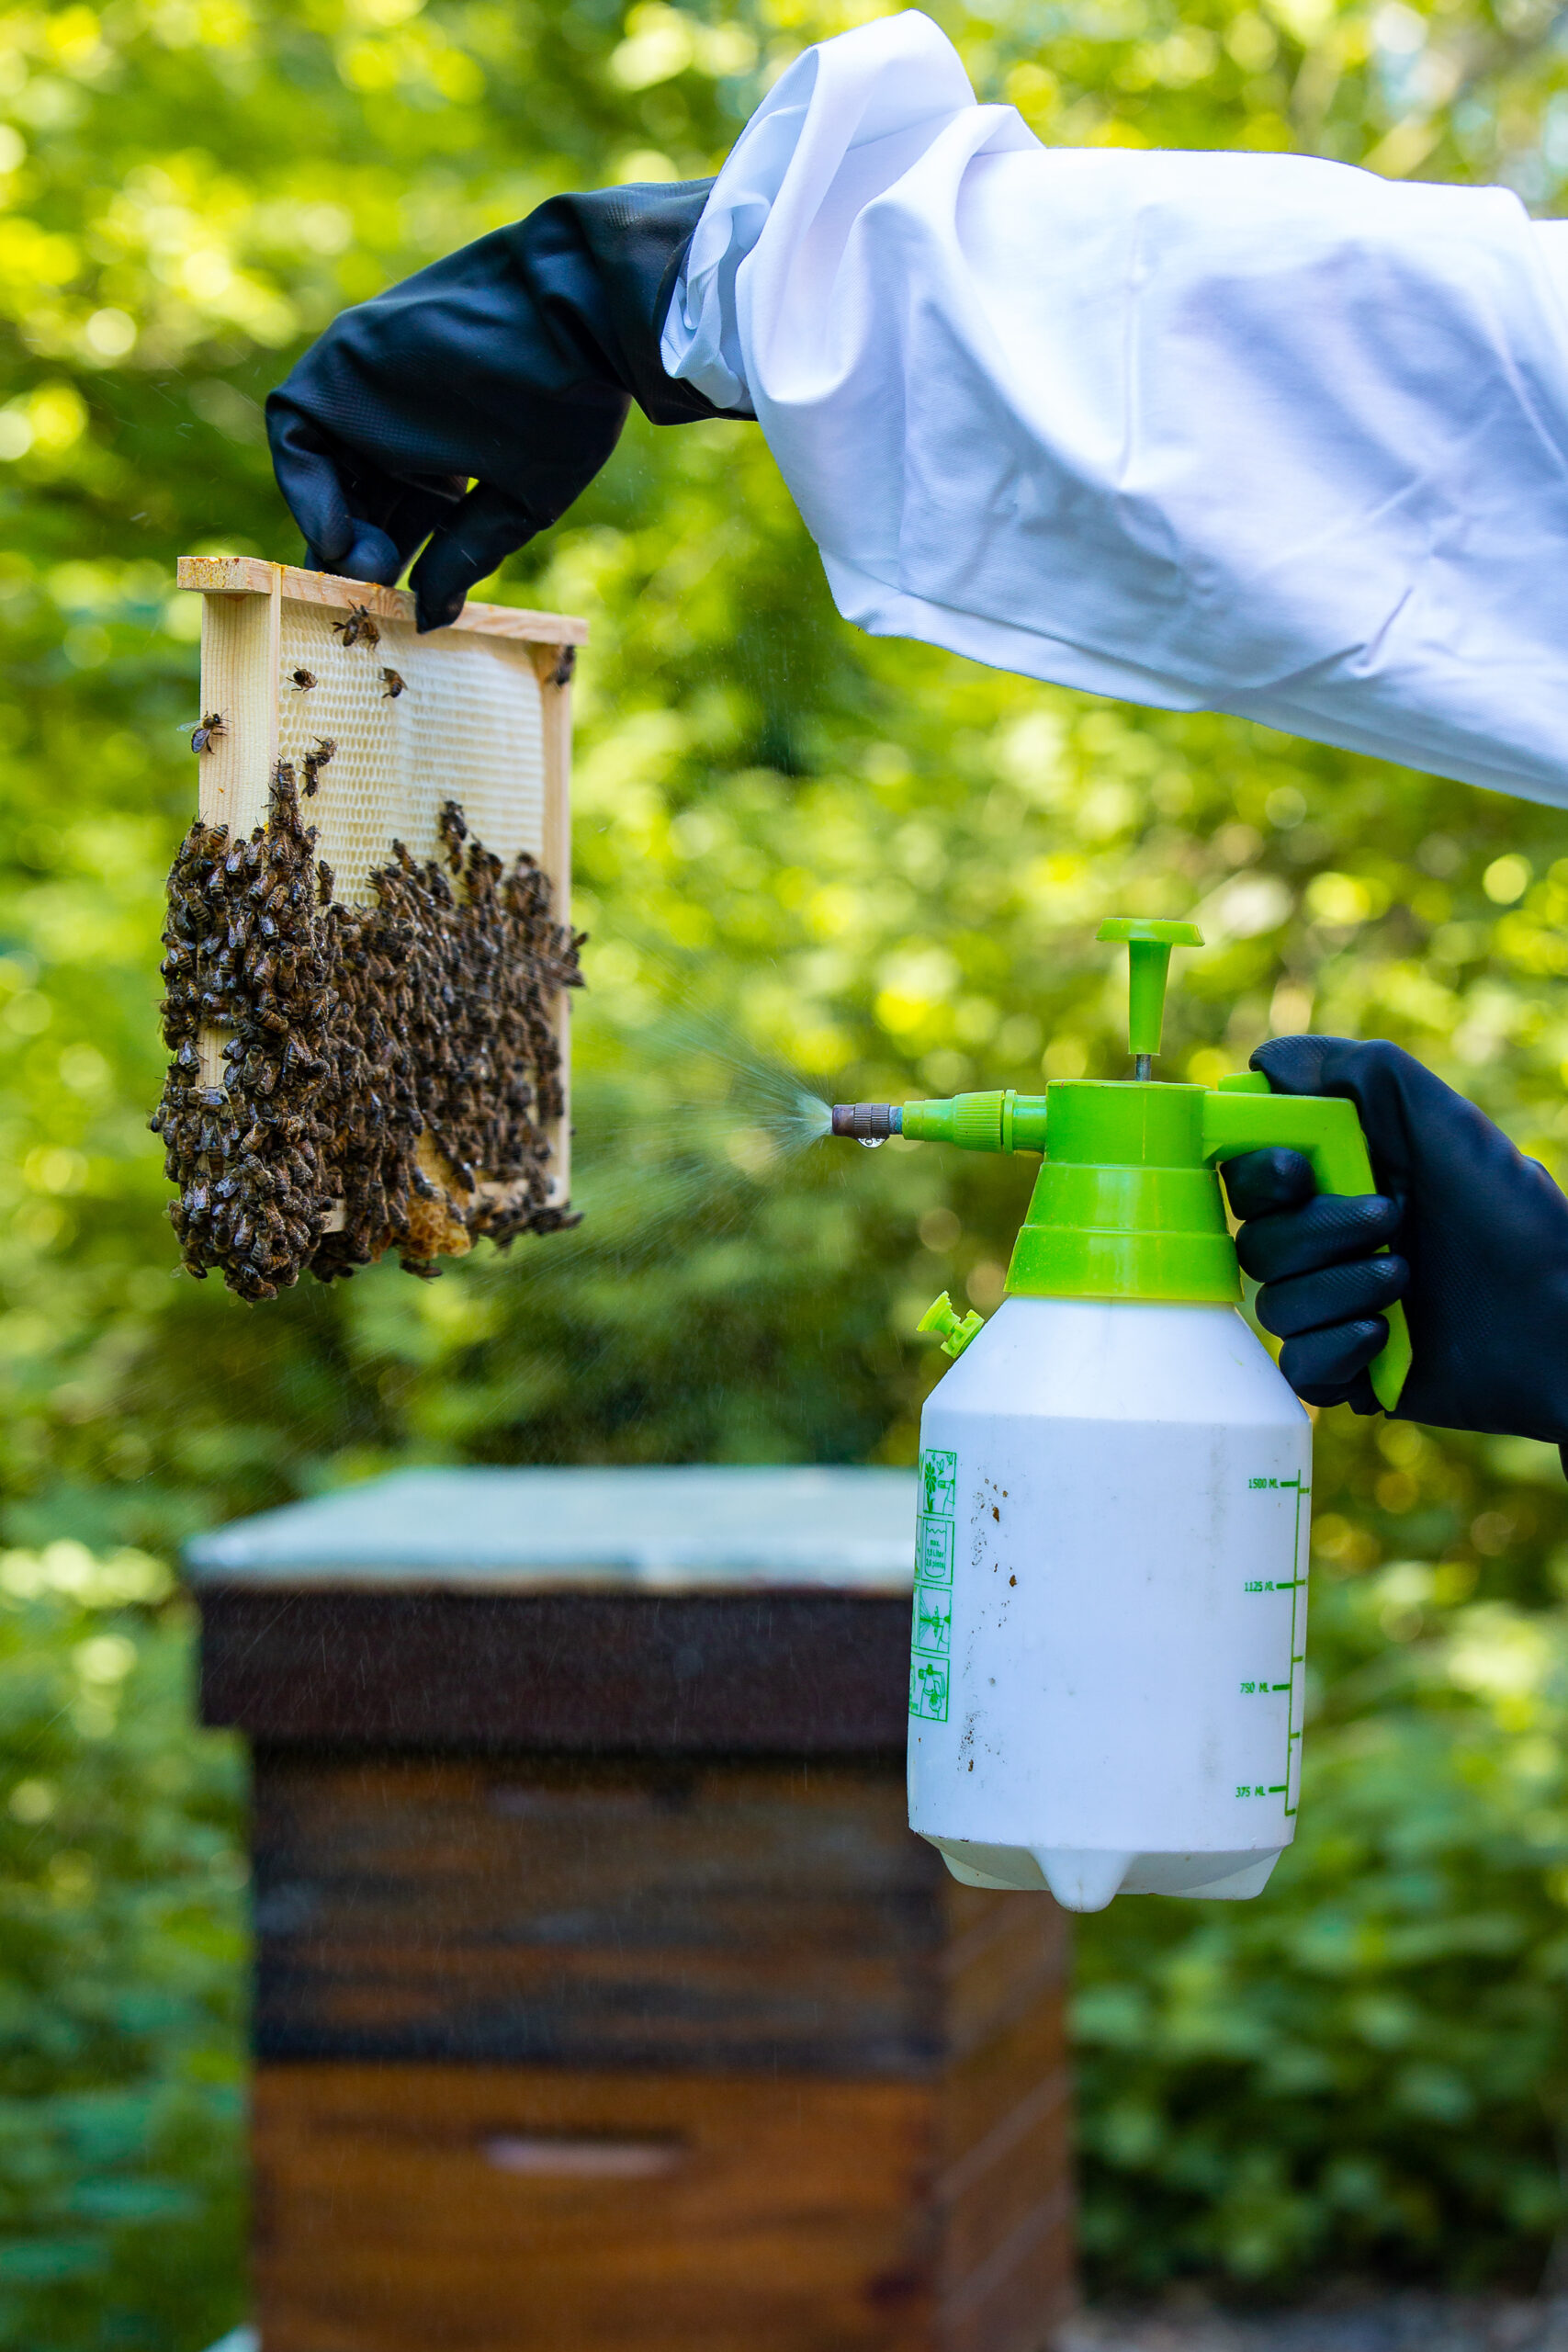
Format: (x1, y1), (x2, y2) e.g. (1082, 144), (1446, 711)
(831, 1102), (902, 1139)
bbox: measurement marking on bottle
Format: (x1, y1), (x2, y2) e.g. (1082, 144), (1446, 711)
(1245, 1470), (1311, 1816)
(1286, 1475), (1309, 1814)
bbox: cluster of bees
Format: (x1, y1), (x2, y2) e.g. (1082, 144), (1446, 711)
(152, 751), (583, 1301)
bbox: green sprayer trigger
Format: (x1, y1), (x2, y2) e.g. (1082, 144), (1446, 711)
(1207, 1073), (1412, 1411)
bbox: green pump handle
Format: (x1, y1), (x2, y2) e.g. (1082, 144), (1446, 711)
(1098, 915), (1204, 1060)
(1203, 1072), (1412, 1412)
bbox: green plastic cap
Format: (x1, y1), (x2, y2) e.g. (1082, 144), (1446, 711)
(917, 1291), (984, 1360)
(1097, 917), (1204, 1060)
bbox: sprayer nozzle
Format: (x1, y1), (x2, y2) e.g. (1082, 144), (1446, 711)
(831, 1102), (901, 1140)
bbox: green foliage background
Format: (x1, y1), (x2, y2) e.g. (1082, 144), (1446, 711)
(4, 0), (1568, 2337)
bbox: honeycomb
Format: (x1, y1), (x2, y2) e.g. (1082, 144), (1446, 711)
(276, 601), (546, 903)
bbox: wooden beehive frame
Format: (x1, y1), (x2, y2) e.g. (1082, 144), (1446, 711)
(176, 556), (584, 1216)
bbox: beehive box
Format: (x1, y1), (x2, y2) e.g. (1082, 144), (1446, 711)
(158, 560), (585, 1294)
(187, 1465), (1077, 2352)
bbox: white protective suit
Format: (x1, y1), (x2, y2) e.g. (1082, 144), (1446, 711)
(660, 10), (1568, 803)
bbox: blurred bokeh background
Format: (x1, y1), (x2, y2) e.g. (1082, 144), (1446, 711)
(7, 0), (1568, 2339)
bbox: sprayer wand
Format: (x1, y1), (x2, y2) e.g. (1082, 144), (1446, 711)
(830, 919), (1201, 1145)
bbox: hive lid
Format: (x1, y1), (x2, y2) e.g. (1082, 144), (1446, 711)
(184, 1464), (919, 1594)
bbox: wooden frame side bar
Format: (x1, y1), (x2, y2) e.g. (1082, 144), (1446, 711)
(197, 572), (281, 844)
(530, 642), (574, 1207)
(195, 575), (281, 1090)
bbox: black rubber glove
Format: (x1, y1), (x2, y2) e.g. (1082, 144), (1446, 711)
(266, 181), (739, 631)
(1220, 1035), (1568, 1445)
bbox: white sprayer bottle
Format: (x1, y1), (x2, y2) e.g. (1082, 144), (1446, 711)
(832, 919), (1411, 1913)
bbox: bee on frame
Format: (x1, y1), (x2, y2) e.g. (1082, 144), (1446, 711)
(301, 738), (336, 798)
(333, 604), (380, 650)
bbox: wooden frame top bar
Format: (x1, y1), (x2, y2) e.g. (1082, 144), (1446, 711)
(176, 556), (589, 647)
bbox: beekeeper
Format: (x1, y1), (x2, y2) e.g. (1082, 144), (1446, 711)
(265, 8), (1568, 1450)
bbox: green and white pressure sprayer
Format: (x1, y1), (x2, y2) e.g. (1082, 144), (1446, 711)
(831, 920), (1411, 1913)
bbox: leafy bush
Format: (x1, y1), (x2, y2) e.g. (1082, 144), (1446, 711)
(1078, 1429), (1568, 2292)
(3, 0), (1568, 2334)
(0, 1549), (243, 2351)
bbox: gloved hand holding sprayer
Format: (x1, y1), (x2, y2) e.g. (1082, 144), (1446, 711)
(264, 9), (1568, 1904)
(828, 927), (1568, 1907)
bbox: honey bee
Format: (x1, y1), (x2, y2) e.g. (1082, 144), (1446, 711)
(380, 668), (407, 699)
(189, 711), (227, 754)
(288, 669), (317, 692)
(302, 738), (336, 797)
(333, 603), (380, 650)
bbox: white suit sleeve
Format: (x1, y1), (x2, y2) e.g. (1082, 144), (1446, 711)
(661, 9), (1568, 805)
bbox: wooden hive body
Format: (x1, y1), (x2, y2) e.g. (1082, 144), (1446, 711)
(188, 1467), (1077, 2352)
